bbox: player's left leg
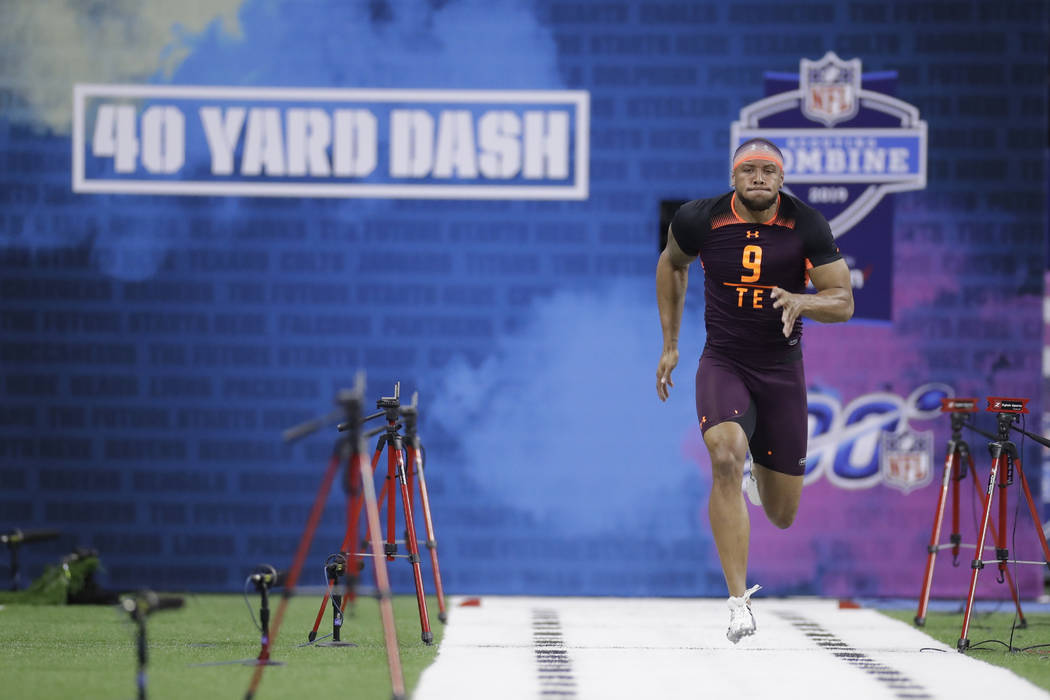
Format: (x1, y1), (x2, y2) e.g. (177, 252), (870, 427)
(740, 350), (808, 528)
(749, 462), (803, 529)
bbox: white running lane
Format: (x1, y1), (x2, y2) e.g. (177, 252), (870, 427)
(414, 596), (1050, 700)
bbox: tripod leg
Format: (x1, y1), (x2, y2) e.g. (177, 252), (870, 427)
(136, 616), (148, 700)
(916, 448), (957, 626)
(370, 437), (388, 551)
(9, 546), (20, 591)
(406, 447), (417, 512)
(244, 453), (342, 700)
(257, 586), (271, 662)
(357, 450), (407, 699)
(396, 447), (433, 644)
(995, 454), (1050, 629)
(341, 457), (364, 610)
(996, 455), (1010, 584)
(950, 459), (962, 564)
(957, 451), (977, 557)
(958, 449), (1002, 652)
(976, 461), (1026, 624)
(370, 438), (388, 550)
(982, 514), (1025, 623)
(371, 438), (386, 473)
(309, 578), (334, 643)
(983, 463), (1026, 624)
(310, 449), (367, 642)
(1017, 457), (1050, 566)
(1000, 564), (1027, 627)
(331, 590), (343, 642)
(386, 444), (399, 560)
(409, 444), (447, 624)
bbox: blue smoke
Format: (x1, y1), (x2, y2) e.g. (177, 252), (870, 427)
(428, 277), (709, 534)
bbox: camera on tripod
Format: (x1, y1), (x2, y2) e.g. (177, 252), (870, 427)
(377, 382), (401, 411)
(986, 397), (1028, 415)
(939, 397), (977, 413)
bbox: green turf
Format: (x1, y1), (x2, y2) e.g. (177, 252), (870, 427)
(882, 607), (1050, 690)
(0, 593), (443, 700)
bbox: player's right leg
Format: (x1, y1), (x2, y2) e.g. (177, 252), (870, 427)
(696, 349), (755, 597)
(702, 420), (751, 598)
(703, 421), (762, 642)
(696, 349), (763, 642)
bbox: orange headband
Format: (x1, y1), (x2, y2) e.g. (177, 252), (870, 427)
(732, 146), (783, 171)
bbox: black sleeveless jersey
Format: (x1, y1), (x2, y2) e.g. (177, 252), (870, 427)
(671, 191), (841, 358)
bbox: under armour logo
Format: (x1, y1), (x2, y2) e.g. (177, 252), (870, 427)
(746, 230), (760, 239)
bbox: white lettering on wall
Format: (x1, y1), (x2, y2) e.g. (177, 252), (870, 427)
(390, 109), (434, 177)
(477, 111), (521, 178)
(332, 109), (377, 177)
(241, 108), (286, 176)
(92, 104), (139, 173)
(199, 107), (246, 175)
(140, 106), (184, 174)
(523, 110), (569, 179)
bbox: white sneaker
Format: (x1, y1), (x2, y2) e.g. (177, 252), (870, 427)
(726, 584), (762, 643)
(742, 462), (761, 507)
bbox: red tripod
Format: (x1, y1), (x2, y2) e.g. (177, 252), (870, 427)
(956, 398), (1050, 652)
(244, 377), (405, 700)
(915, 399), (1025, 627)
(309, 384), (444, 645)
(400, 393), (447, 624)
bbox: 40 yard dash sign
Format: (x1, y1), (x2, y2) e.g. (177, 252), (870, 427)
(72, 84), (589, 200)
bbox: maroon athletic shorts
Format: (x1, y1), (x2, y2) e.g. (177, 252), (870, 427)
(695, 345), (808, 476)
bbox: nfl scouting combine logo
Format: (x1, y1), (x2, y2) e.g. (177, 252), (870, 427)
(731, 52), (928, 321)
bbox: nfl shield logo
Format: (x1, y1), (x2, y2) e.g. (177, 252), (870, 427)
(879, 429), (934, 494)
(800, 52), (862, 127)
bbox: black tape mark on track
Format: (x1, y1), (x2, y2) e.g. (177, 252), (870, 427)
(776, 611), (933, 699)
(532, 608), (578, 698)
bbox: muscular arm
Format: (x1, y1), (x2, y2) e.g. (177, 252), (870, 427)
(770, 258), (854, 337)
(656, 228), (697, 400)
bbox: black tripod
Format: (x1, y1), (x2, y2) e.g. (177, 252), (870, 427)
(186, 565), (290, 670)
(247, 564), (286, 665)
(312, 553), (357, 647)
(1, 528), (60, 590)
(121, 591), (184, 700)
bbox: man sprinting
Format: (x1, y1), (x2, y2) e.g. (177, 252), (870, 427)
(655, 138), (853, 642)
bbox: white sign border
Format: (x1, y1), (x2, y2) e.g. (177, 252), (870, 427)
(72, 84), (590, 200)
